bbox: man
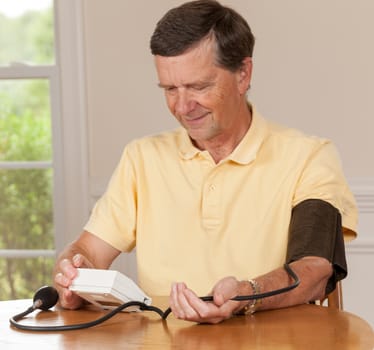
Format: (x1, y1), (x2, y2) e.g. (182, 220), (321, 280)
(54, 0), (357, 324)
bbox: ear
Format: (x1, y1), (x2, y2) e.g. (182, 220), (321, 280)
(237, 57), (253, 94)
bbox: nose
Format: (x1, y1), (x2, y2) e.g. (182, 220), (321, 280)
(174, 89), (196, 116)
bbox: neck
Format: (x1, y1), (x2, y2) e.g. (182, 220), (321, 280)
(195, 104), (252, 163)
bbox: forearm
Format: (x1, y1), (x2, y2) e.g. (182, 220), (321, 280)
(241, 257), (333, 312)
(54, 231), (120, 273)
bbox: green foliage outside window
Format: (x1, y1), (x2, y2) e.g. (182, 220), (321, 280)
(0, 8), (54, 65)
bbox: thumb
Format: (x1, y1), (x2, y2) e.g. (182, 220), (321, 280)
(213, 292), (226, 306)
(212, 277), (241, 306)
(72, 254), (94, 269)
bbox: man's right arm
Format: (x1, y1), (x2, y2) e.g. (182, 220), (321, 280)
(53, 230), (121, 309)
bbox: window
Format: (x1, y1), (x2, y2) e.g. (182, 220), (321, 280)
(0, 0), (89, 301)
(0, 0), (58, 299)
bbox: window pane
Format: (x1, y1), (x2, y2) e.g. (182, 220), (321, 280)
(0, 167), (54, 299)
(0, 0), (54, 65)
(0, 168), (54, 250)
(0, 257), (54, 300)
(0, 79), (52, 161)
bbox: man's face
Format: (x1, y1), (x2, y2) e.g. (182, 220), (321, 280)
(154, 38), (252, 148)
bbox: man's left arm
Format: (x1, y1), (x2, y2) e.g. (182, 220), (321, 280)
(169, 199), (346, 324)
(169, 256), (331, 324)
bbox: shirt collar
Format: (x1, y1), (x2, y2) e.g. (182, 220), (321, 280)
(177, 104), (268, 164)
(228, 105), (268, 165)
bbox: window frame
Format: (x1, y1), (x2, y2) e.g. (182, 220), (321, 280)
(53, 0), (89, 251)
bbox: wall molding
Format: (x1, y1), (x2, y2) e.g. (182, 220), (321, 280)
(346, 239), (374, 255)
(349, 178), (374, 213)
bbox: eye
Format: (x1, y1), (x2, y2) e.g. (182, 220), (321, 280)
(165, 86), (177, 94)
(191, 83), (211, 92)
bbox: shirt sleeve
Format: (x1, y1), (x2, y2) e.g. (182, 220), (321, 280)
(84, 145), (138, 252)
(292, 141), (358, 241)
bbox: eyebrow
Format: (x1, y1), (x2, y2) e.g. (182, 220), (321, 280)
(157, 70), (217, 89)
(157, 83), (172, 89)
(157, 80), (214, 89)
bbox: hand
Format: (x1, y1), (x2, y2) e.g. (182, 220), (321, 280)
(54, 253), (94, 309)
(169, 277), (249, 324)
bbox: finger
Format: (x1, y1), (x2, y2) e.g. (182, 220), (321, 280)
(211, 288), (242, 316)
(170, 284), (232, 323)
(59, 253), (94, 280)
(54, 272), (85, 310)
(169, 283), (179, 317)
(60, 288), (84, 310)
(185, 288), (225, 319)
(185, 288), (240, 323)
(211, 277), (240, 304)
(54, 272), (72, 288)
(218, 299), (241, 318)
(170, 283), (189, 319)
(72, 253), (94, 269)
(72, 253), (84, 267)
(212, 289), (242, 313)
(177, 285), (201, 320)
(170, 283), (200, 320)
(59, 258), (79, 280)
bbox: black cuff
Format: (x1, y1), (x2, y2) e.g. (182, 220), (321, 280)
(286, 199), (347, 295)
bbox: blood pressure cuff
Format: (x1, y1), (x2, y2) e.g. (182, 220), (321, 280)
(286, 199), (347, 295)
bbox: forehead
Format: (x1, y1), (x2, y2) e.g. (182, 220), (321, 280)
(154, 39), (220, 85)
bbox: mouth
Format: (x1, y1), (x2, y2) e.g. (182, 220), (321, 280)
(183, 112), (210, 128)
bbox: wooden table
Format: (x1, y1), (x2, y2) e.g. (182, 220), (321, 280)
(1, 297), (373, 349)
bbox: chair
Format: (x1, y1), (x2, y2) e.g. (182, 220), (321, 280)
(318, 281), (343, 310)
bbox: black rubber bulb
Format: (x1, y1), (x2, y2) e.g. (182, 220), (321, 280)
(33, 286), (59, 311)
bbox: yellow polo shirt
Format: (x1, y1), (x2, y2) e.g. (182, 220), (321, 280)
(84, 106), (357, 296)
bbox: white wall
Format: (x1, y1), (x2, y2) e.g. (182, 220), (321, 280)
(79, 0), (374, 326)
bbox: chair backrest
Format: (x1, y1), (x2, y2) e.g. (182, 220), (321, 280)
(319, 281), (343, 310)
(327, 281), (343, 309)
